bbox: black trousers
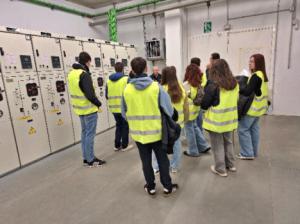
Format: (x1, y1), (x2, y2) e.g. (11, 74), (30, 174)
(136, 141), (172, 190)
(113, 113), (129, 148)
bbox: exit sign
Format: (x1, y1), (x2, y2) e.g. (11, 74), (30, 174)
(204, 21), (212, 33)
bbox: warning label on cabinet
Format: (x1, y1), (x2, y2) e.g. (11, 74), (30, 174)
(28, 126), (36, 135)
(57, 119), (64, 126)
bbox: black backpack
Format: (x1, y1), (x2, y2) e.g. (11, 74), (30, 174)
(160, 108), (181, 154)
(190, 85), (205, 106)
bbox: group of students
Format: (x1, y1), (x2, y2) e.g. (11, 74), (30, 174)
(67, 51), (269, 196)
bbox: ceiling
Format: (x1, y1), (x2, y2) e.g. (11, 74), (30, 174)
(66, 0), (134, 9)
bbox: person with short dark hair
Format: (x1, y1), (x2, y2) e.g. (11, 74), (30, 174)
(67, 51), (106, 167)
(206, 52), (221, 81)
(106, 62), (132, 152)
(190, 57), (201, 67)
(150, 66), (162, 83)
(122, 57), (178, 196)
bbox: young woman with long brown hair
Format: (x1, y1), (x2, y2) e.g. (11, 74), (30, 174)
(237, 54), (269, 160)
(183, 64), (210, 157)
(152, 66), (186, 173)
(201, 59), (239, 177)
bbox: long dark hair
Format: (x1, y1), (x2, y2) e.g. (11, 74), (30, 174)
(161, 66), (183, 104)
(210, 59), (237, 90)
(183, 64), (202, 87)
(251, 54), (268, 82)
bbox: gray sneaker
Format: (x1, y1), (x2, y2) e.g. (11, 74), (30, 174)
(121, 144), (134, 152)
(210, 165), (228, 177)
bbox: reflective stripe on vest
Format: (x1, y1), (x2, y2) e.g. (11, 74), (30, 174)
(124, 81), (162, 144)
(247, 71), (269, 117)
(67, 69), (98, 116)
(203, 85), (239, 133)
(107, 76), (128, 113)
(127, 115), (161, 120)
(162, 83), (186, 128)
(130, 130), (161, 135)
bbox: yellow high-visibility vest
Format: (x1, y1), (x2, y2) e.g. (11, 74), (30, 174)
(123, 82), (162, 144)
(67, 69), (98, 116)
(201, 72), (208, 87)
(188, 85), (200, 121)
(203, 85), (239, 133)
(247, 71), (269, 117)
(107, 76), (128, 113)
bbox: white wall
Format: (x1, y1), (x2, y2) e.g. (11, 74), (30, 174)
(186, 0), (300, 116)
(117, 14), (166, 71)
(1, 0), (299, 115)
(0, 0), (107, 39)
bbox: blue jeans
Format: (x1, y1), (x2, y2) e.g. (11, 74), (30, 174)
(185, 119), (210, 156)
(79, 112), (98, 162)
(152, 138), (182, 170)
(238, 115), (260, 157)
(113, 113), (129, 148)
(196, 110), (203, 131)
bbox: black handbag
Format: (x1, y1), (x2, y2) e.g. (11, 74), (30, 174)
(160, 108), (181, 154)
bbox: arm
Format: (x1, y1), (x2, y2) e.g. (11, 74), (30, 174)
(105, 84), (108, 100)
(79, 72), (102, 107)
(201, 83), (219, 110)
(240, 74), (262, 97)
(159, 86), (174, 117)
(121, 96), (127, 120)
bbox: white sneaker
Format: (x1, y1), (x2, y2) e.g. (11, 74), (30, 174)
(121, 144), (134, 152)
(154, 169), (160, 175)
(114, 147), (121, 151)
(210, 165), (228, 177)
(171, 168), (178, 173)
(227, 167), (237, 172)
(236, 154), (254, 160)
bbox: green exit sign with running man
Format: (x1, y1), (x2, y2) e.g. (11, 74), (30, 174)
(204, 21), (212, 33)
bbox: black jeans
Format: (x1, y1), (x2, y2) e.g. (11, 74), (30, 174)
(113, 113), (129, 148)
(136, 141), (172, 190)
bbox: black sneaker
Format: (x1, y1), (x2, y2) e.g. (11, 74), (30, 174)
(87, 158), (106, 167)
(201, 147), (211, 154)
(163, 184), (179, 195)
(83, 160), (88, 166)
(144, 184), (156, 196)
(183, 151), (200, 157)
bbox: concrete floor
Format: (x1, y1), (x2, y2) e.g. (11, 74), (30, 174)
(0, 115), (300, 224)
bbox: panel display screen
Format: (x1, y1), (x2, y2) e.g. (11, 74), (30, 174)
(97, 77), (104, 87)
(51, 56), (61, 69)
(26, 83), (38, 97)
(0, 93), (3, 101)
(75, 56), (79, 62)
(110, 58), (115, 67)
(20, 55), (32, 69)
(122, 59), (128, 67)
(56, 81), (65, 93)
(95, 57), (101, 67)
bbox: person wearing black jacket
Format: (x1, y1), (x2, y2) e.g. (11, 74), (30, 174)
(237, 54), (269, 160)
(68, 52), (106, 167)
(201, 59), (238, 177)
